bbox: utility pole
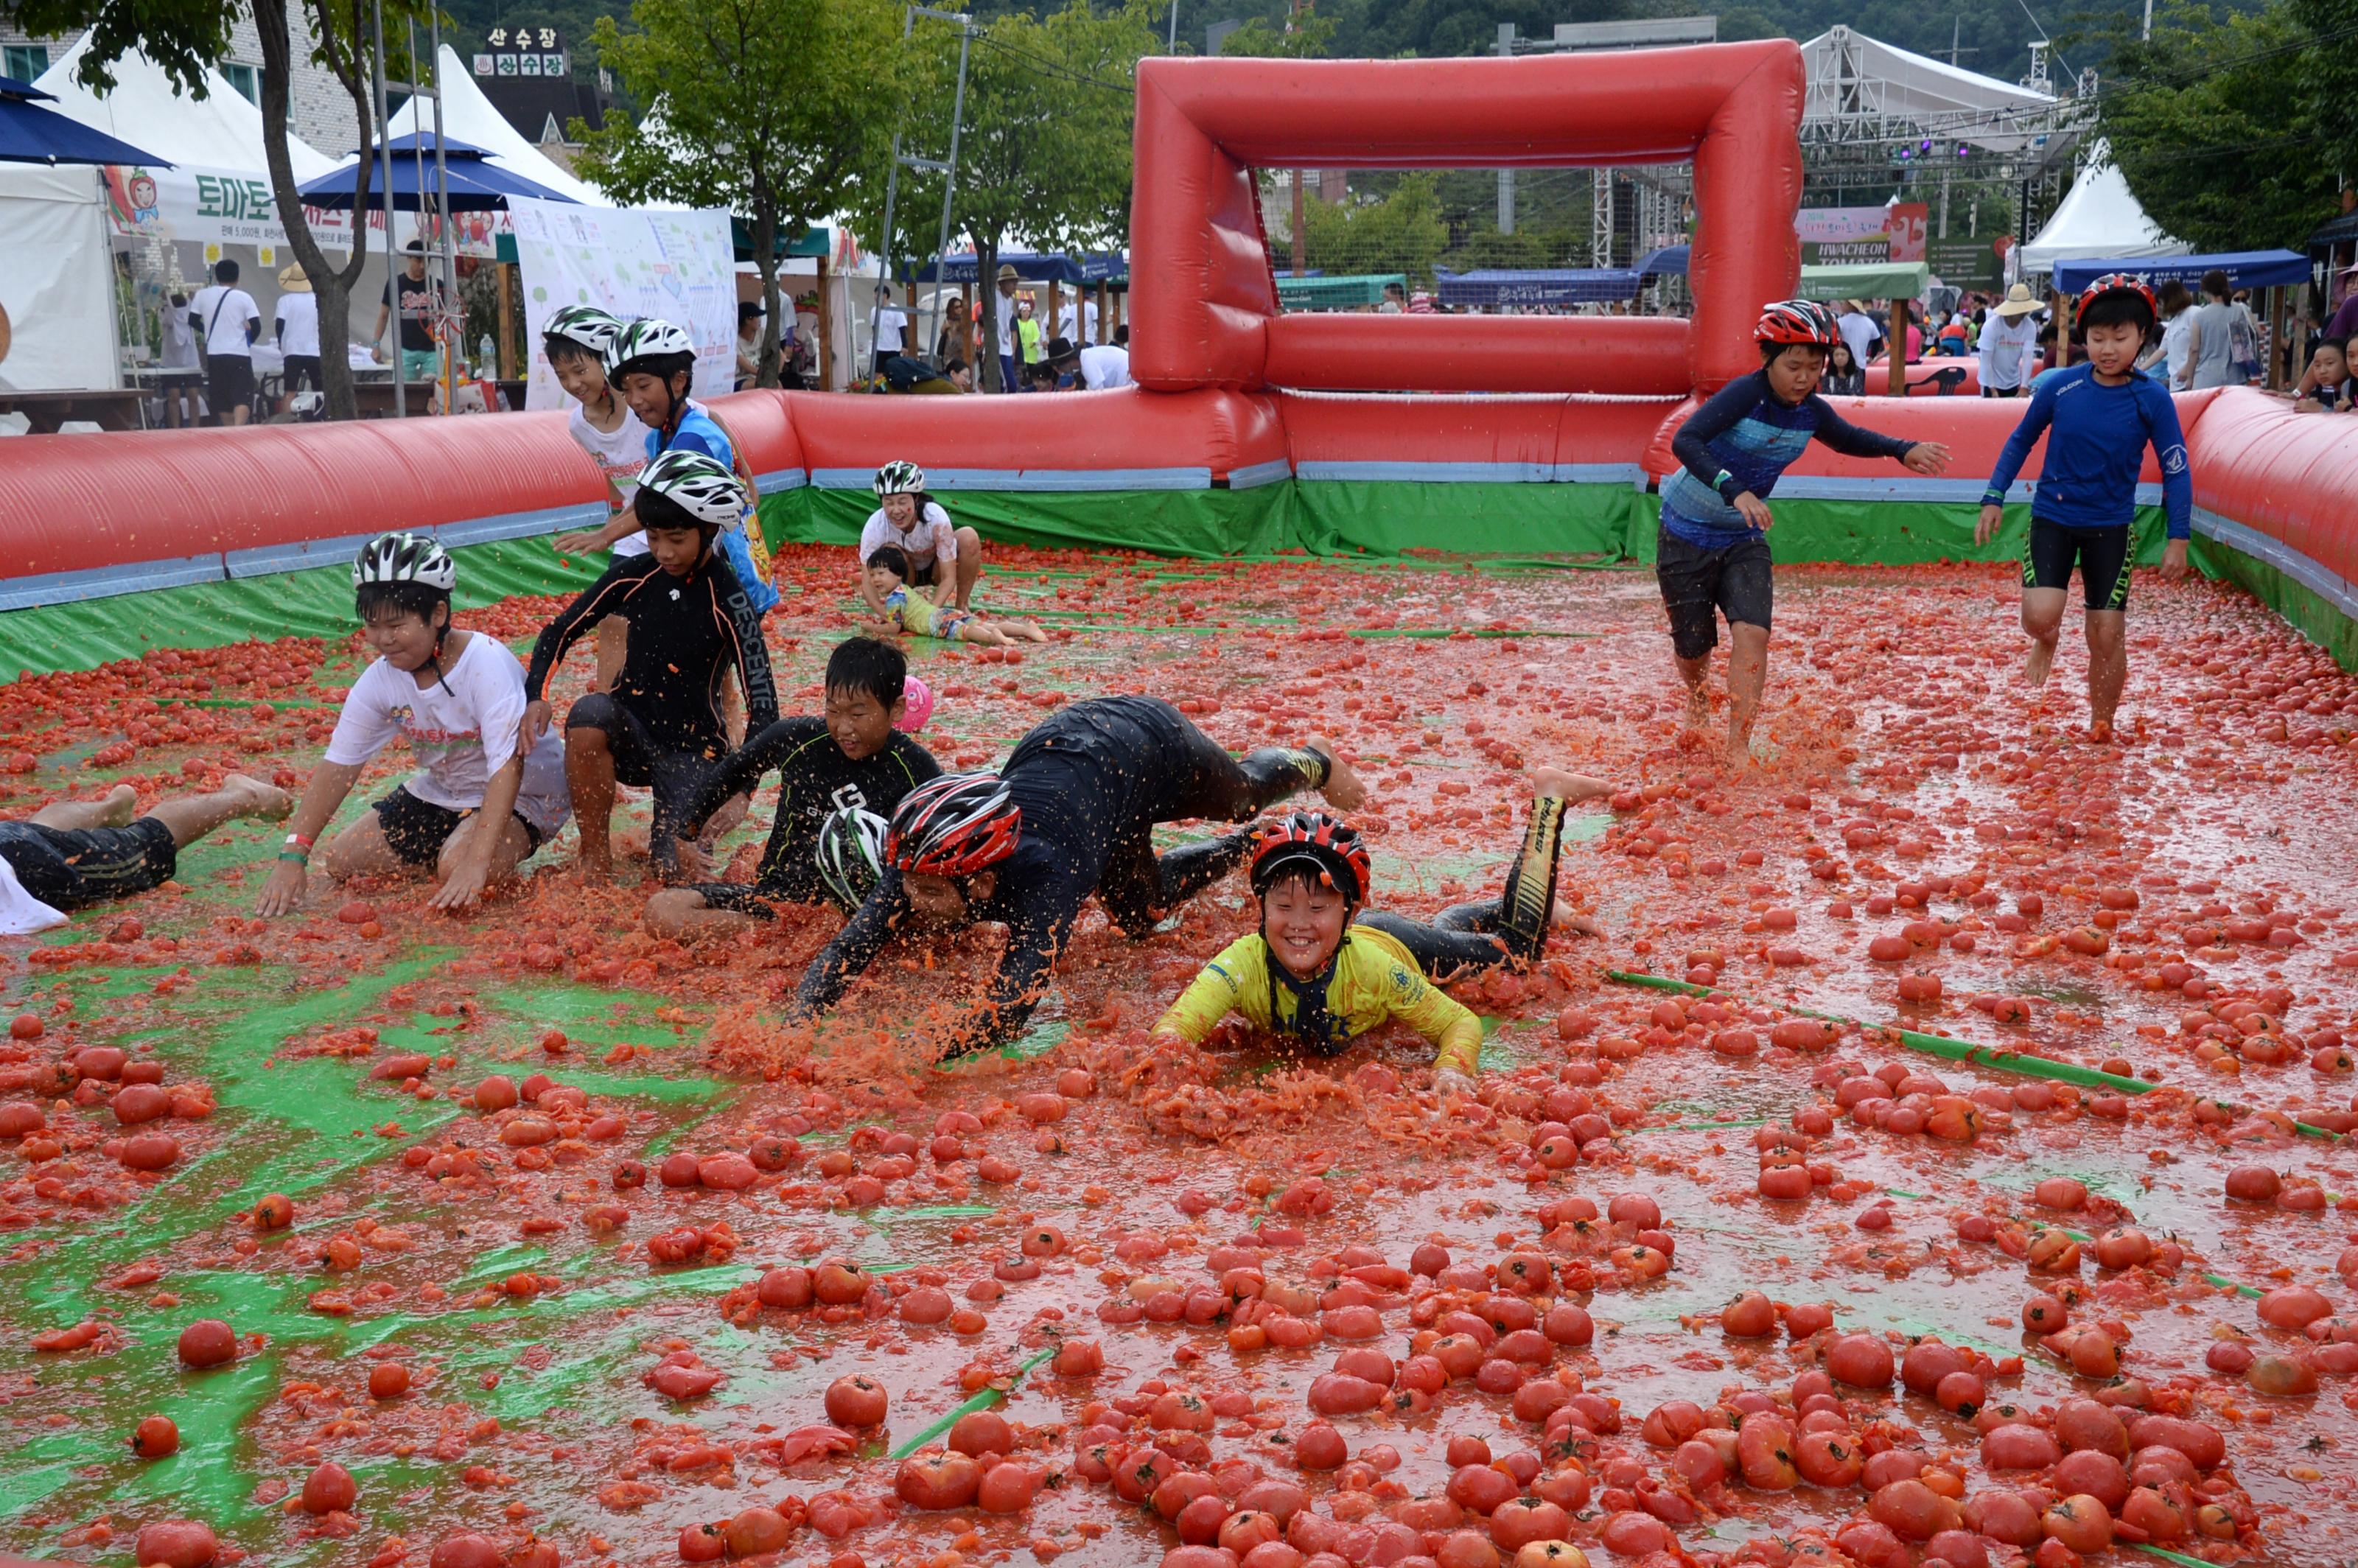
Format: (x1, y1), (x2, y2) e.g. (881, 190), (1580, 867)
(1496, 24), (1516, 236)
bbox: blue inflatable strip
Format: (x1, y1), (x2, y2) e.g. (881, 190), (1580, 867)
(1228, 458), (1292, 490)
(1297, 461), (1556, 484)
(753, 468), (808, 494)
(808, 466), (1214, 492)
(2195, 506), (2358, 620)
(0, 553), (222, 612)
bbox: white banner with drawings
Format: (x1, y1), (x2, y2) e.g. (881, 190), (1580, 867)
(505, 198), (736, 410)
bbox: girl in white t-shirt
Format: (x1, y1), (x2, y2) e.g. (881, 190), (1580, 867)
(857, 461), (984, 621)
(545, 307), (652, 692)
(256, 533), (570, 917)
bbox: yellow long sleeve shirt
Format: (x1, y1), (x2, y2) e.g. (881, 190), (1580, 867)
(1150, 926), (1483, 1076)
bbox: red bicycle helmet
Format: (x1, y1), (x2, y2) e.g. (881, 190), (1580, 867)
(2075, 273), (2158, 324)
(887, 773), (1022, 878)
(1249, 811), (1373, 906)
(1756, 299), (1841, 348)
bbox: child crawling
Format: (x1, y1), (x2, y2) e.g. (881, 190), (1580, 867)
(1150, 768), (1610, 1088)
(864, 546), (1047, 647)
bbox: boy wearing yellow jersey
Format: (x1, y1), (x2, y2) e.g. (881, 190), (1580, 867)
(1151, 767), (1609, 1085)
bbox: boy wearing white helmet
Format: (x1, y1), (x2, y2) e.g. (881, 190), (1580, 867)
(256, 532), (572, 917)
(524, 451), (780, 883)
(858, 461), (984, 620)
(542, 306), (651, 692)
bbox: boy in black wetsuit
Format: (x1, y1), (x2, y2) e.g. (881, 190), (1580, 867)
(643, 637), (941, 939)
(522, 451), (778, 883)
(788, 696), (1367, 1062)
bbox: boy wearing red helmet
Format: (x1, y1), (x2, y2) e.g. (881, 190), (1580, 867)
(787, 696), (1367, 1061)
(1659, 299), (1950, 765)
(1975, 274), (2192, 741)
(1149, 769), (1612, 1088)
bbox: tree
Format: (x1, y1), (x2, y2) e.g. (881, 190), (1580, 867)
(1217, 8), (1336, 57)
(574, 0), (923, 388)
(1300, 172), (1449, 285)
(2096, 0), (2339, 252)
(11, 0), (410, 419)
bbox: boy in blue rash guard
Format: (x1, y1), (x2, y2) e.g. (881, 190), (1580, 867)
(1659, 299), (1951, 764)
(1975, 274), (2192, 742)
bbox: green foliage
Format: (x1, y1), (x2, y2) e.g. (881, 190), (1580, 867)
(1300, 171), (1449, 284)
(1217, 10), (1337, 55)
(2095, 0), (2341, 251)
(4, 0), (232, 94)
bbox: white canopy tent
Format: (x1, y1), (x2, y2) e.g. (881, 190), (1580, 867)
(34, 34), (340, 181)
(1800, 27), (2059, 153)
(2020, 139), (2189, 272)
(383, 46), (611, 206)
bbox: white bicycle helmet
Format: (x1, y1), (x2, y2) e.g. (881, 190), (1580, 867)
(545, 304), (624, 358)
(814, 806), (891, 911)
(605, 318), (696, 387)
(874, 461), (926, 497)
(352, 531), (457, 593)
(637, 450), (746, 529)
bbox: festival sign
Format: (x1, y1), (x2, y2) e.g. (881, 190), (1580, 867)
(102, 163), (357, 248)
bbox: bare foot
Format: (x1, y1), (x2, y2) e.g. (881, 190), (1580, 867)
(1531, 766), (1612, 805)
(2025, 639), (2056, 690)
(2087, 719), (2114, 745)
(576, 847), (615, 885)
(1306, 736), (1366, 811)
(1021, 625), (1049, 644)
(1723, 732), (1754, 771)
(96, 784), (139, 827)
(220, 774), (294, 822)
(1682, 683), (1710, 728)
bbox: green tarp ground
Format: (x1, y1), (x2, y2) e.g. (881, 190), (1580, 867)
(2194, 535), (2358, 671)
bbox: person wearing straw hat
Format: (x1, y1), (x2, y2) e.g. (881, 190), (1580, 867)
(1979, 284), (2043, 399)
(993, 262), (1021, 393)
(273, 262), (321, 403)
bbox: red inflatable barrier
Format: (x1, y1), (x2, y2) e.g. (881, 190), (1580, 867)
(1279, 392), (1674, 477)
(780, 387), (1286, 486)
(2185, 387), (2358, 600)
(702, 389), (807, 483)
(1264, 315), (1690, 399)
(0, 414), (605, 587)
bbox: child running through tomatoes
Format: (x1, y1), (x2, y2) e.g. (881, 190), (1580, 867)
(1659, 300), (1951, 765)
(1150, 769), (1611, 1090)
(862, 546), (1047, 646)
(1975, 273), (2193, 742)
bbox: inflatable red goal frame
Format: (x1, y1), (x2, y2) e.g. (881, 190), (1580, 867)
(1127, 43), (1807, 397)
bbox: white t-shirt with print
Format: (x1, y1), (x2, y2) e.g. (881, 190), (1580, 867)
(275, 291), (321, 357)
(188, 284), (262, 358)
(860, 502), (959, 567)
(0, 852), (68, 937)
(324, 633), (571, 836)
(567, 402), (654, 558)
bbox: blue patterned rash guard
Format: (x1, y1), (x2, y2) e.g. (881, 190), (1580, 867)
(1981, 364), (2193, 539)
(1659, 369), (1917, 548)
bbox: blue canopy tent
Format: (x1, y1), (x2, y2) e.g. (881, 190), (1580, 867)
(298, 133), (579, 209)
(909, 249), (1127, 286)
(2051, 250), (2309, 294)
(0, 73), (172, 167)
(1436, 248), (1689, 309)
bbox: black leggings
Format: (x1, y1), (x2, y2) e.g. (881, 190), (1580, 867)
(566, 691), (723, 876)
(1354, 794), (1569, 983)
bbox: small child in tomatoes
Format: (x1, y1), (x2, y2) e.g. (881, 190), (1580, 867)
(862, 546), (1048, 647)
(1150, 768), (1612, 1091)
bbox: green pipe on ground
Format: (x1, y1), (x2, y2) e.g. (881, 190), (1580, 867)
(888, 1344), (1058, 1460)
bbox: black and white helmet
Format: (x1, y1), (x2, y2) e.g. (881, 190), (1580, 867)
(604, 317), (696, 387)
(637, 450), (745, 528)
(814, 805), (891, 912)
(352, 531), (456, 592)
(545, 304), (624, 357)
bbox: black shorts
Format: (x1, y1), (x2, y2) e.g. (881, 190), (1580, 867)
(1655, 525), (1773, 659)
(371, 786), (544, 868)
(281, 354), (323, 393)
(2023, 518), (2133, 611)
(205, 354), (255, 415)
(0, 818), (177, 911)
(564, 693), (719, 841)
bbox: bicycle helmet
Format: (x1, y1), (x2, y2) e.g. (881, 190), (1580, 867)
(636, 450), (746, 530)
(2074, 273), (2158, 328)
(352, 531), (457, 593)
(1755, 299), (1841, 349)
(814, 806), (891, 911)
(545, 304), (623, 359)
(1250, 811), (1372, 906)
(874, 461), (926, 497)
(605, 318), (697, 389)
(888, 772), (1023, 878)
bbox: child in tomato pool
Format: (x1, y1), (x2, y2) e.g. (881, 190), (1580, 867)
(1150, 769), (1611, 1091)
(863, 547), (1046, 646)
(256, 532), (570, 917)
(4, 775), (293, 935)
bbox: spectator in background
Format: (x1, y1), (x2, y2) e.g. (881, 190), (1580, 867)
(1056, 290), (1099, 346)
(1379, 282), (1406, 315)
(735, 301), (766, 390)
(1937, 313), (1968, 356)
(187, 258), (262, 427)
(2141, 281), (2194, 385)
(2292, 335), (2351, 412)
(2324, 262), (2358, 342)
(274, 263), (321, 403)
(1078, 335), (1132, 391)
(157, 287), (202, 428)
(1822, 338), (1867, 396)
(374, 241), (444, 382)
(2181, 269), (2257, 390)
(944, 357), (976, 393)
(1013, 295), (1045, 389)
(993, 264), (1021, 392)
(1836, 300), (1880, 369)
(870, 286), (907, 377)
(1978, 284), (2042, 399)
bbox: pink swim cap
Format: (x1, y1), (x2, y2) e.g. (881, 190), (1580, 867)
(897, 673), (935, 732)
